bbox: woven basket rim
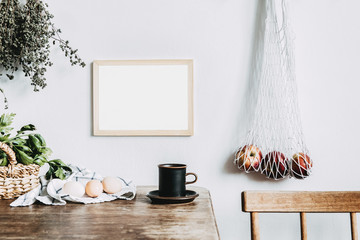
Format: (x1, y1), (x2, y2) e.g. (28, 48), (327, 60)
(0, 142), (40, 179)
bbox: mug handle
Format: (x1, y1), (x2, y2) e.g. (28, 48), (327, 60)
(185, 172), (198, 185)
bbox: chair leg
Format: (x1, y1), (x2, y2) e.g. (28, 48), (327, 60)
(300, 212), (307, 240)
(251, 212), (260, 240)
(351, 212), (358, 240)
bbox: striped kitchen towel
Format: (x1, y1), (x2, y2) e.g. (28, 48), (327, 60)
(10, 165), (136, 207)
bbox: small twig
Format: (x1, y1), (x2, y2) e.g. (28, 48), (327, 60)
(0, 88), (8, 110)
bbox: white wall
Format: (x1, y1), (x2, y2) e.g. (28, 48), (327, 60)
(2, 0), (360, 239)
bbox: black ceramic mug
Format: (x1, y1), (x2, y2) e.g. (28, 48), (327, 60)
(158, 164), (198, 197)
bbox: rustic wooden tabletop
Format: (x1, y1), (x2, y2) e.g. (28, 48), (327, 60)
(0, 186), (220, 240)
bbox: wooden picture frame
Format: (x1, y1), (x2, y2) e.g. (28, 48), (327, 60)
(93, 59), (193, 136)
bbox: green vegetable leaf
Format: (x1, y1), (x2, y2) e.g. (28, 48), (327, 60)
(15, 149), (34, 165)
(0, 151), (8, 166)
(54, 168), (65, 179)
(48, 159), (67, 167)
(0, 134), (10, 142)
(34, 155), (47, 163)
(0, 157), (8, 166)
(0, 113), (15, 135)
(34, 133), (46, 146)
(0, 113), (15, 128)
(0, 113), (71, 180)
(39, 147), (52, 157)
(34, 158), (45, 166)
(46, 165), (54, 180)
(11, 138), (27, 146)
(0, 128), (13, 136)
(28, 135), (42, 152)
(13, 144), (33, 153)
(46, 159), (72, 180)
(17, 124), (36, 135)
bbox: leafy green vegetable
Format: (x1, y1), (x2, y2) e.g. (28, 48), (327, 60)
(34, 155), (47, 166)
(15, 149), (34, 165)
(46, 159), (72, 180)
(28, 135), (42, 152)
(0, 151), (8, 166)
(0, 113), (15, 135)
(45, 164), (55, 180)
(39, 147), (52, 157)
(13, 144), (33, 153)
(34, 134), (46, 146)
(0, 113), (72, 180)
(0, 113), (15, 127)
(17, 124), (36, 135)
(11, 138), (26, 146)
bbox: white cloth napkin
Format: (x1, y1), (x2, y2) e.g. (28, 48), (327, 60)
(10, 165), (136, 207)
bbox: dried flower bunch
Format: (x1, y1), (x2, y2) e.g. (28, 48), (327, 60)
(0, 0), (85, 95)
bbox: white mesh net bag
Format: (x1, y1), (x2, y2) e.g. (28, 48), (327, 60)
(234, 0), (312, 180)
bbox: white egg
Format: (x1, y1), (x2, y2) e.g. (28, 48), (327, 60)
(102, 177), (122, 194)
(62, 181), (85, 198)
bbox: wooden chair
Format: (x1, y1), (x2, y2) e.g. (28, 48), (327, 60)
(242, 191), (360, 240)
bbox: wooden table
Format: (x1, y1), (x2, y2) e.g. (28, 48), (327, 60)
(0, 186), (220, 240)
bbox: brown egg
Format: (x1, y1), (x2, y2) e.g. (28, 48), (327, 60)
(102, 177), (122, 194)
(85, 180), (103, 198)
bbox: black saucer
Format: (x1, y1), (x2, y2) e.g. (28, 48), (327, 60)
(146, 190), (199, 204)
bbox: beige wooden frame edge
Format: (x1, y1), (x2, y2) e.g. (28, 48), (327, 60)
(92, 59), (194, 136)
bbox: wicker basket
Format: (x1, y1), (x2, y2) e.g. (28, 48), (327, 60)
(0, 142), (40, 199)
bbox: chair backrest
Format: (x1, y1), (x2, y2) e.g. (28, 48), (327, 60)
(242, 191), (360, 240)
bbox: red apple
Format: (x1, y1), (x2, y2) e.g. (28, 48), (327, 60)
(261, 151), (289, 179)
(235, 145), (262, 172)
(291, 153), (313, 179)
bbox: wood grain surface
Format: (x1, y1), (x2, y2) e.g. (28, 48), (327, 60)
(0, 186), (219, 240)
(242, 191), (360, 212)
(242, 191), (360, 240)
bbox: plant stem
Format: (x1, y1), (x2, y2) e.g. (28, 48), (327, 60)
(0, 88), (8, 109)
(5, 133), (31, 143)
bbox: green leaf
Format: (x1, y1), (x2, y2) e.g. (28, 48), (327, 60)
(45, 165), (54, 180)
(16, 149), (34, 165)
(55, 168), (65, 180)
(39, 147), (52, 157)
(34, 158), (45, 166)
(28, 135), (42, 152)
(17, 124), (36, 134)
(11, 138), (27, 145)
(0, 128), (13, 136)
(34, 133), (46, 146)
(0, 113), (15, 126)
(46, 159), (72, 180)
(48, 159), (67, 167)
(0, 113), (15, 135)
(0, 157), (8, 166)
(0, 134), (10, 142)
(0, 151), (8, 166)
(13, 144), (33, 153)
(34, 155), (47, 163)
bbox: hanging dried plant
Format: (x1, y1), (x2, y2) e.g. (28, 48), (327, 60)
(0, 89), (8, 109)
(0, 0), (85, 93)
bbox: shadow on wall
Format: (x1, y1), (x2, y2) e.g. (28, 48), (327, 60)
(222, 0), (269, 182)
